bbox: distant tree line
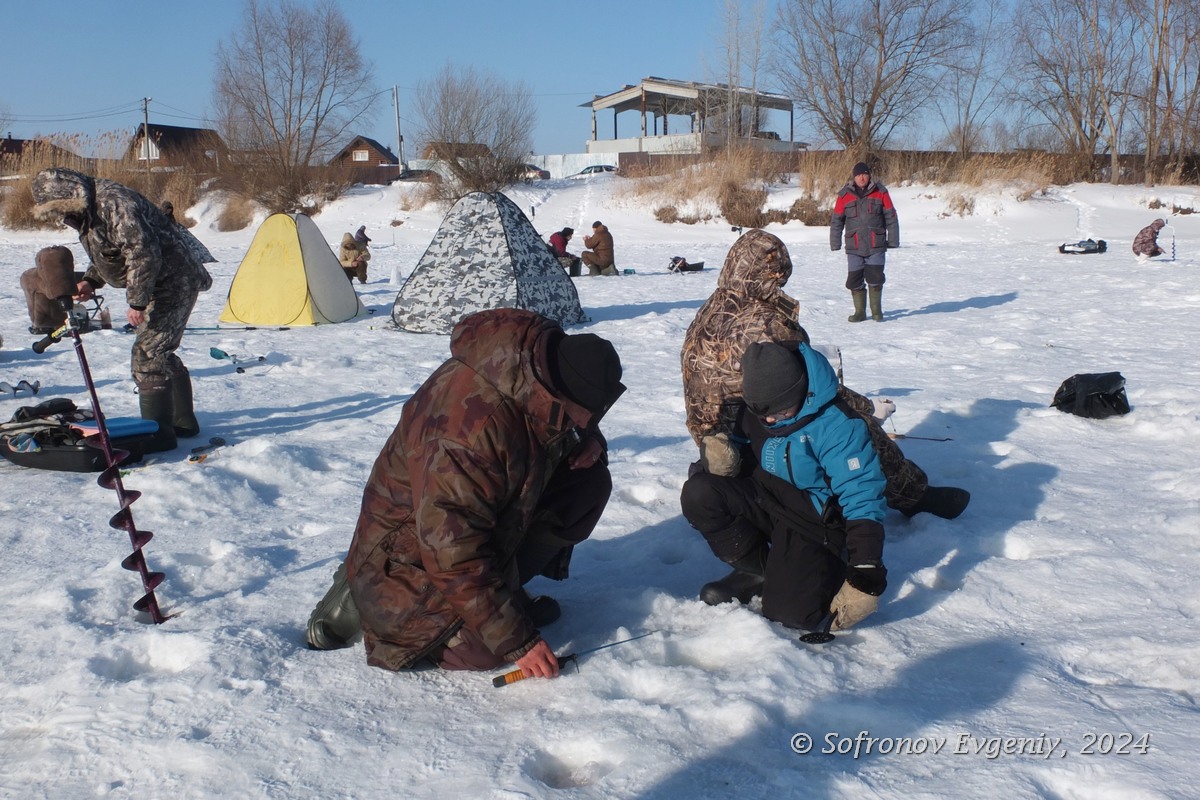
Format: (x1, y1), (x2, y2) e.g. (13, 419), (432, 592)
(711, 0), (1200, 184)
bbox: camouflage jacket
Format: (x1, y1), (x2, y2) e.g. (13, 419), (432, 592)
(1132, 219), (1165, 256)
(30, 168), (212, 309)
(681, 230), (809, 444)
(345, 309), (598, 670)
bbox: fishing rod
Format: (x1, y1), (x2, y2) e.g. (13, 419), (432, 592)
(492, 630), (659, 687)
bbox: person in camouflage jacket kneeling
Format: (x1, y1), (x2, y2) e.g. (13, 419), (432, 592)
(308, 309), (626, 682)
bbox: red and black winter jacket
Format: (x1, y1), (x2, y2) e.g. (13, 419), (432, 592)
(830, 181), (899, 257)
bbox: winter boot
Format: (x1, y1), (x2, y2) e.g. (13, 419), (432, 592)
(138, 379), (178, 453)
(699, 548), (767, 606)
(170, 368), (200, 438)
(902, 486), (971, 520)
(306, 561), (362, 650)
(868, 285), (884, 322)
(847, 290), (867, 323)
(517, 587), (562, 627)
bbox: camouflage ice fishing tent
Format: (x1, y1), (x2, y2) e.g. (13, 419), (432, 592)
(221, 213), (364, 326)
(391, 192), (588, 334)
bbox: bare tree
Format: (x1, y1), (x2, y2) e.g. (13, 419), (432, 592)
(1009, 0), (1136, 181)
(934, 0), (1010, 154)
(212, 0), (378, 188)
(1128, 0), (1200, 182)
(773, 0), (971, 155)
(412, 64), (536, 194)
(705, 0), (772, 143)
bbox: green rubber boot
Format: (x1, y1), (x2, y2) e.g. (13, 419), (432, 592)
(847, 290), (867, 323)
(171, 368), (200, 438)
(138, 379), (178, 453)
(306, 561), (361, 650)
(869, 285), (884, 322)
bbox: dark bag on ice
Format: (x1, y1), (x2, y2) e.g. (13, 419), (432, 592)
(1058, 238), (1107, 255)
(0, 398), (156, 472)
(1050, 372), (1131, 419)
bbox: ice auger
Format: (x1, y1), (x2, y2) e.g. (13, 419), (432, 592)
(33, 314), (168, 623)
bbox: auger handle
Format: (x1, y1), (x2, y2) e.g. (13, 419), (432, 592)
(32, 331), (63, 354)
(492, 655), (572, 688)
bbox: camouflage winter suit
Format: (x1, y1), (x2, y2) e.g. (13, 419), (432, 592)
(345, 309), (609, 671)
(680, 229), (929, 511)
(1132, 219), (1166, 257)
(30, 168), (212, 388)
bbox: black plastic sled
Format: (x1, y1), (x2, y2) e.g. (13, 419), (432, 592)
(0, 398), (156, 472)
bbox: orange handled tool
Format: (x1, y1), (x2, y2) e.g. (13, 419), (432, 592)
(491, 630), (658, 688)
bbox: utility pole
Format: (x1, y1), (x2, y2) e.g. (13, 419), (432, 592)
(393, 85), (406, 177)
(142, 97), (152, 179)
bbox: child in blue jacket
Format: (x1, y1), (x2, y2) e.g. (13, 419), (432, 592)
(680, 340), (888, 631)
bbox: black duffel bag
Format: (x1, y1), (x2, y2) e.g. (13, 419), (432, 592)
(1051, 372), (1131, 419)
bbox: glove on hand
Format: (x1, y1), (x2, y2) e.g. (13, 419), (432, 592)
(830, 582), (878, 631)
(871, 398), (896, 423)
(700, 433), (741, 477)
(830, 566), (887, 631)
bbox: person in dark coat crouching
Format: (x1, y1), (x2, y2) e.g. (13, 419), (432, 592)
(307, 309), (626, 681)
(680, 340), (888, 632)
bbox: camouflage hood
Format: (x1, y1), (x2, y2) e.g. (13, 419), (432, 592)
(715, 228), (793, 301)
(680, 230), (807, 444)
(30, 167), (94, 222)
(450, 308), (592, 436)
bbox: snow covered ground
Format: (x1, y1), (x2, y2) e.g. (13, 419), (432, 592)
(1, 173), (1197, 799)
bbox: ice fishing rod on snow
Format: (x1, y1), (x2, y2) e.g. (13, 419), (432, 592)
(492, 629), (659, 687)
(31, 311), (169, 623)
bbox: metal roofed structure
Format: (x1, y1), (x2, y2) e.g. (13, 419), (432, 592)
(581, 76), (804, 155)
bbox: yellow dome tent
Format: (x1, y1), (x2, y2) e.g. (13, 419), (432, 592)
(220, 213), (364, 326)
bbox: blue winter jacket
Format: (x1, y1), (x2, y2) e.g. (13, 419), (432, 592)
(755, 343), (887, 561)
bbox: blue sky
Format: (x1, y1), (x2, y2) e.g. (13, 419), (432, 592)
(1, 0), (785, 157)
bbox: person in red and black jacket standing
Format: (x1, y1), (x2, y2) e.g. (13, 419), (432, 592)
(830, 162), (899, 323)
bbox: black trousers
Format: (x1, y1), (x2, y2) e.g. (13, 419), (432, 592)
(680, 471), (845, 630)
(515, 459), (612, 583)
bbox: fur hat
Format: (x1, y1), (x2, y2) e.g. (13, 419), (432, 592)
(852, 162), (871, 178)
(561, 226), (574, 237)
(741, 342), (808, 417)
(550, 333), (626, 417)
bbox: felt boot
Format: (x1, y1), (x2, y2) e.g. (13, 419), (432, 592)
(138, 379), (178, 453)
(516, 587), (562, 627)
(902, 486), (971, 520)
(306, 561), (362, 650)
(700, 547), (767, 605)
(171, 368), (200, 438)
(869, 285), (884, 322)
(847, 290), (867, 323)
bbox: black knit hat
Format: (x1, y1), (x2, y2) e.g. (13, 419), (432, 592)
(551, 333), (626, 417)
(741, 342), (808, 417)
(853, 162), (871, 177)
(562, 226), (574, 237)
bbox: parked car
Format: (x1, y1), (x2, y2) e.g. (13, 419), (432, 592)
(521, 164), (550, 180)
(576, 165), (616, 175)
